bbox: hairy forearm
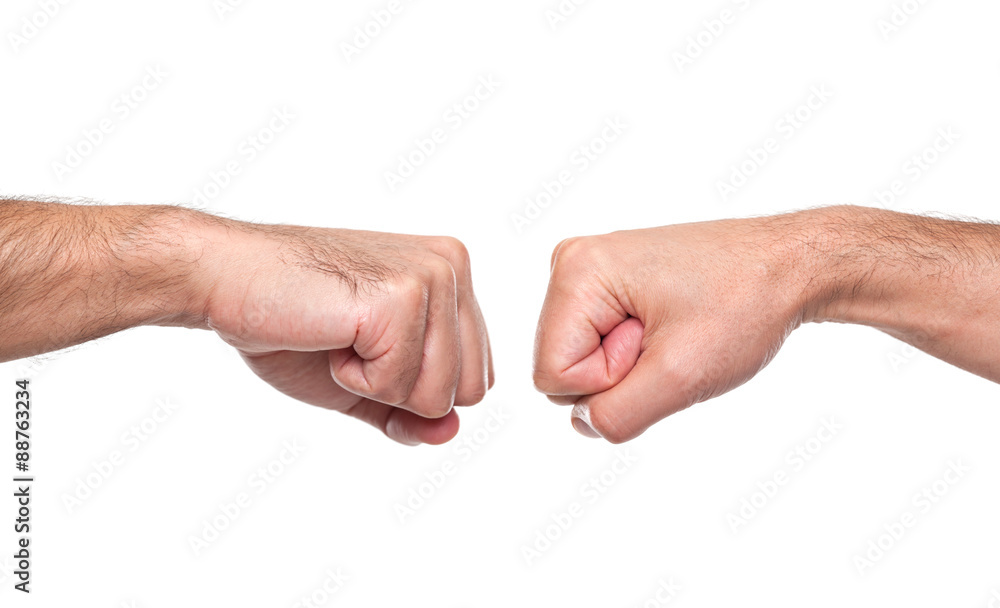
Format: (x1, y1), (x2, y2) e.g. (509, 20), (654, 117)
(794, 205), (1000, 381)
(0, 200), (212, 362)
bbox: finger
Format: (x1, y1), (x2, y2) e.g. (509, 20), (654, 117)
(454, 292), (490, 406)
(329, 278), (429, 412)
(563, 316), (644, 394)
(345, 399), (461, 446)
(570, 342), (691, 443)
(534, 237), (642, 397)
(423, 237), (490, 406)
(242, 349), (364, 409)
(487, 336), (495, 389)
(533, 292), (643, 397)
(400, 257), (462, 418)
(547, 394), (581, 405)
(240, 350), (458, 445)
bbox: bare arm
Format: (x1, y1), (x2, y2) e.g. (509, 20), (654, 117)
(803, 205), (1000, 381)
(0, 199), (493, 445)
(0, 200), (210, 360)
(533, 205), (1000, 442)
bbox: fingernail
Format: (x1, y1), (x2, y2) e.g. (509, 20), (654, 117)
(571, 403), (602, 439)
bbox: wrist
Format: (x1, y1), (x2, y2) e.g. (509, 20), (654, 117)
(789, 205), (926, 333)
(104, 204), (221, 330)
(739, 208), (851, 329)
(781, 205), (870, 326)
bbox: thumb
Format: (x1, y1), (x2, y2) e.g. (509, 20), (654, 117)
(570, 341), (693, 443)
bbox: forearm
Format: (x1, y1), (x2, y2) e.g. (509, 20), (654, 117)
(794, 205), (1000, 381)
(0, 200), (212, 362)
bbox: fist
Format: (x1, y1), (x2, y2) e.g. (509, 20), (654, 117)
(533, 216), (811, 443)
(202, 222), (494, 445)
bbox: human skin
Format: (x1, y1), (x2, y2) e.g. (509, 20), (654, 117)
(0, 199), (493, 446)
(533, 205), (1000, 443)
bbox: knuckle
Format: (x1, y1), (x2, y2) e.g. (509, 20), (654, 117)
(414, 253), (456, 289)
(550, 237), (577, 268)
(392, 274), (430, 314)
(433, 236), (471, 268)
(372, 361), (422, 407)
(404, 362), (460, 417)
(551, 235), (601, 274)
(411, 397), (454, 419)
(374, 385), (409, 407)
(429, 405), (453, 419)
(432, 254), (458, 284)
(426, 258), (459, 300)
(457, 381), (488, 406)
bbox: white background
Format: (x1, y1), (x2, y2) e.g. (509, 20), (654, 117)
(2, 0), (1000, 606)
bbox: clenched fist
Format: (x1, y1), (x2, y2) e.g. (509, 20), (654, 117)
(532, 213), (817, 443)
(202, 222), (494, 446)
